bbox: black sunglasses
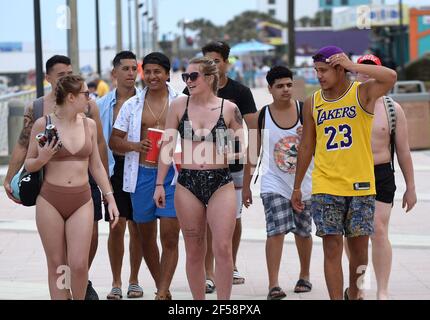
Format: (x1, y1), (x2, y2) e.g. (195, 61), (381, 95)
(181, 72), (211, 82)
(80, 91), (90, 99)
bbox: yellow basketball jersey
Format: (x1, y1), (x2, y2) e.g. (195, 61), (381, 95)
(312, 81), (375, 196)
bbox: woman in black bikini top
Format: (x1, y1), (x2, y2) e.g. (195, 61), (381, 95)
(153, 57), (244, 300)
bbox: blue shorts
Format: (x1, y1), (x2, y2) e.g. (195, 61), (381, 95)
(131, 165), (176, 223)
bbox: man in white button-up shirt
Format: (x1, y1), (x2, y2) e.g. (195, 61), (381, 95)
(110, 52), (182, 300)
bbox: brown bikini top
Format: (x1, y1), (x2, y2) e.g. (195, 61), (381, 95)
(50, 117), (92, 162)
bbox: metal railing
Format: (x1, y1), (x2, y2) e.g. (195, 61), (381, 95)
(0, 88), (45, 156)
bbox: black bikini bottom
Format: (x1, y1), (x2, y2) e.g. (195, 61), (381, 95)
(177, 168), (233, 206)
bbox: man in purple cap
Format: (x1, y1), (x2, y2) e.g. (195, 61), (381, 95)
(291, 45), (397, 300)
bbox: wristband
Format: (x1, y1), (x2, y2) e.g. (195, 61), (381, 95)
(104, 191), (114, 197)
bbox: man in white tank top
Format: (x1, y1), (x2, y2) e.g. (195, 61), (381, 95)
(243, 66), (314, 300)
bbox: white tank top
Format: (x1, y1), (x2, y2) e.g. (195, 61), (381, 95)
(260, 101), (313, 200)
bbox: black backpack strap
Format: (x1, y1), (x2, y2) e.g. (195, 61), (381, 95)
(32, 97), (44, 120)
(383, 96), (397, 171)
(298, 101), (304, 125)
(254, 106), (268, 184)
(257, 105), (268, 135)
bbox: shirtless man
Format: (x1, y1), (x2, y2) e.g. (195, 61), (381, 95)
(345, 54), (417, 300)
(110, 52), (182, 300)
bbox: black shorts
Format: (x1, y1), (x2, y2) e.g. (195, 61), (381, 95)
(374, 163), (396, 204)
(104, 155), (133, 221)
(89, 173), (103, 222)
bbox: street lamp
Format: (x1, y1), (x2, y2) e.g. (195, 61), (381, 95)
(128, 0), (133, 51)
(95, 0), (101, 76)
(135, 1), (142, 58)
(288, 0), (295, 67)
(398, 0), (404, 79)
(147, 16), (153, 52)
(33, 0), (43, 97)
(141, 10), (148, 54)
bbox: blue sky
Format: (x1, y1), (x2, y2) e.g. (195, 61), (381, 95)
(0, 0), (425, 51)
(0, 0), (315, 51)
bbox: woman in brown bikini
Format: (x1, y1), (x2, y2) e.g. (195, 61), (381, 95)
(25, 75), (120, 300)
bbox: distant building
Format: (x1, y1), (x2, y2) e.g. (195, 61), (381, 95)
(257, 0), (287, 23)
(319, 0), (371, 9)
(295, 27), (371, 57)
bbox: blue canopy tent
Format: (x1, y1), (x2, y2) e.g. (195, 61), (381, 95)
(230, 40), (275, 55)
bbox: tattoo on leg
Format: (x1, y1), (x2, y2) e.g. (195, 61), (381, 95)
(182, 228), (205, 243)
(234, 106), (243, 125)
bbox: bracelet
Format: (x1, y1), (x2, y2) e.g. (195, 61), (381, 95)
(104, 191), (114, 197)
(155, 184), (164, 187)
(293, 188), (301, 192)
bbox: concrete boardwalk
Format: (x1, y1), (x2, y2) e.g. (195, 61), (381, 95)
(1, 150), (430, 300)
(1, 79), (429, 300)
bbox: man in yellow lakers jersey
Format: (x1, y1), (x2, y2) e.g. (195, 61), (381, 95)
(291, 46), (397, 300)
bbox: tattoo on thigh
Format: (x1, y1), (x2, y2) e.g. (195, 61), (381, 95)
(182, 228), (204, 242)
(18, 108), (34, 147)
(234, 106), (243, 125)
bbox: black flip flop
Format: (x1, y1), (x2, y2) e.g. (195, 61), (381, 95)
(294, 279), (312, 293)
(267, 286), (287, 300)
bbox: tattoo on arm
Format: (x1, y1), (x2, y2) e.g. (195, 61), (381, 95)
(234, 106), (243, 125)
(85, 102), (93, 118)
(18, 108), (34, 147)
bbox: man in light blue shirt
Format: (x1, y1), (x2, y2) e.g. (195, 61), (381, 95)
(97, 51), (144, 300)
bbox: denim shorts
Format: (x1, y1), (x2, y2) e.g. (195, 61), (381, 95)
(311, 194), (375, 238)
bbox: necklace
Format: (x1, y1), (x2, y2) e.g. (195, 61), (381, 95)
(145, 96), (168, 129)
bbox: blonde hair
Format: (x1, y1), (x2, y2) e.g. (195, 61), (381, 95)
(55, 74), (85, 105)
(189, 57), (219, 94)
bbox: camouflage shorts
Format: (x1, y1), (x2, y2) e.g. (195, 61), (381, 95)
(311, 194), (375, 238)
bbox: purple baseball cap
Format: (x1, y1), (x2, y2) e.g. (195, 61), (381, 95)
(312, 46), (344, 63)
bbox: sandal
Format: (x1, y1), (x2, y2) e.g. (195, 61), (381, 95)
(205, 279), (216, 294)
(267, 286), (286, 300)
(127, 284), (144, 299)
(155, 290), (172, 300)
(344, 287), (364, 300)
(233, 269), (245, 285)
(294, 279), (312, 293)
(107, 287), (123, 300)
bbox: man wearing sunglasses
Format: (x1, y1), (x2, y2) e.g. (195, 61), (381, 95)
(110, 52), (183, 300)
(183, 41), (257, 292)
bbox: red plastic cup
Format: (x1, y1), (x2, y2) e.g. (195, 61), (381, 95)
(145, 128), (164, 163)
